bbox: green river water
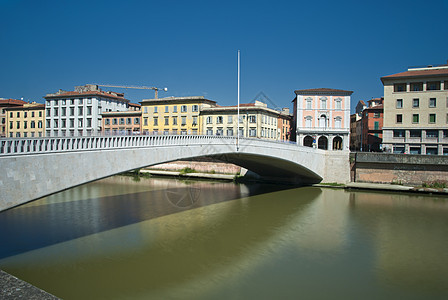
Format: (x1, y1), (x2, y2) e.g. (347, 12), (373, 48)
(0, 176), (447, 299)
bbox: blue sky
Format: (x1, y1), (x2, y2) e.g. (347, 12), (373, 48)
(1, 0), (447, 113)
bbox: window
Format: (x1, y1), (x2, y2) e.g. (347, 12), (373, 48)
(410, 82), (423, 91)
(335, 98), (342, 110)
(172, 117), (177, 125)
(164, 117), (169, 125)
(320, 97), (327, 109)
(427, 81), (441, 90)
(70, 99), (75, 105)
(143, 118), (148, 126)
(24, 121), (27, 129)
(61, 100), (66, 105)
(429, 98), (436, 108)
(16, 121), (20, 129)
(373, 112), (380, 118)
(374, 121), (379, 130)
(144, 107), (148, 113)
(112, 118), (118, 125)
(249, 115), (256, 123)
(120, 118), (125, 125)
(181, 116), (186, 125)
(173, 106), (177, 113)
(305, 116), (312, 128)
(165, 106), (169, 113)
(249, 128), (257, 137)
(87, 98), (92, 105)
(206, 128), (213, 135)
(153, 117), (158, 126)
(70, 107), (74, 116)
(87, 119), (92, 127)
(217, 116), (223, 124)
(154, 107), (158, 113)
(78, 98), (83, 104)
(78, 107), (83, 116)
(192, 105), (199, 112)
(426, 148), (438, 155)
(216, 128), (223, 136)
(412, 114), (419, 123)
(134, 118), (140, 124)
(78, 119), (83, 127)
(335, 117), (342, 128)
(429, 114), (436, 123)
(227, 128), (233, 136)
(396, 99), (403, 108)
(396, 114), (402, 123)
(31, 121), (35, 128)
(38, 121), (42, 129)
(413, 98), (419, 108)
(16, 112), (20, 118)
(39, 111), (42, 117)
(87, 106), (92, 115)
(239, 116), (244, 123)
(206, 116), (212, 124)
(61, 107), (66, 116)
(181, 105), (187, 113)
(393, 130), (405, 138)
(105, 119), (110, 125)
(192, 116), (198, 125)
(306, 98), (312, 110)
(126, 118), (132, 125)
(9, 112), (13, 118)
(24, 111), (27, 118)
(227, 116), (233, 123)
(443, 130), (448, 138)
(394, 83), (406, 92)
(426, 130), (438, 138)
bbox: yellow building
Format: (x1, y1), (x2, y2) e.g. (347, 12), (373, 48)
(140, 96), (216, 135)
(5, 102), (46, 138)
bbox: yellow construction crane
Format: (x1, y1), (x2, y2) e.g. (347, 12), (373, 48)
(94, 84), (168, 99)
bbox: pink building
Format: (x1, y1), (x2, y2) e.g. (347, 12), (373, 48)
(293, 88), (352, 150)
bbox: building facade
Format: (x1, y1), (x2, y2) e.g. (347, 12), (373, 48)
(140, 96), (216, 135)
(44, 84), (129, 137)
(102, 110), (142, 135)
(381, 64), (448, 155)
(0, 98), (27, 137)
(5, 102), (45, 138)
(199, 101), (291, 140)
(293, 88), (352, 150)
(361, 98), (383, 152)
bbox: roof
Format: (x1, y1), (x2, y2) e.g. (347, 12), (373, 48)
(128, 103), (141, 107)
(364, 104), (383, 111)
(101, 110), (142, 117)
(381, 67), (448, 82)
(45, 90), (129, 102)
(140, 96), (216, 104)
(4, 104), (45, 111)
(294, 88), (353, 96)
(200, 103), (285, 116)
(0, 99), (27, 106)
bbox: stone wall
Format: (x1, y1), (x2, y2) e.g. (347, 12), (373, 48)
(147, 159), (241, 175)
(352, 152), (448, 185)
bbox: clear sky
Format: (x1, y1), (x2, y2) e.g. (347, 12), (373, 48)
(1, 0), (447, 113)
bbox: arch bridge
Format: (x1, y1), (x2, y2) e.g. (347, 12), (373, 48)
(0, 135), (349, 211)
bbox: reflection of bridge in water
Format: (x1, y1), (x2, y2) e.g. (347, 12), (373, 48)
(0, 135), (349, 211)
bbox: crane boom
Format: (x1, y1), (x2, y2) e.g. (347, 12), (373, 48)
(93, 84), (167, 98)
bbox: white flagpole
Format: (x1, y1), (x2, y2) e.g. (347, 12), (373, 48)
(237, 50), (240, 151)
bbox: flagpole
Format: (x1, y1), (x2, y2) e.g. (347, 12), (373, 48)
(237, 50), (240, 151)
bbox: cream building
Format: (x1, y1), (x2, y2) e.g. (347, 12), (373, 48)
(140, 96), (216, 135)
(381, 64), (448, 155)
(200, 101), (290, 140)
(5, 102), (46, 138)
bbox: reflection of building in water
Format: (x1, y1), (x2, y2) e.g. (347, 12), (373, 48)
(349, 192), (448, 290)
(292, 188), (350, 252)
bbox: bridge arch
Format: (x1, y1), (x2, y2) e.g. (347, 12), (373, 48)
(0, 135), (349, 211)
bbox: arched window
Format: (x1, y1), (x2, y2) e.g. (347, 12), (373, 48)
(319, 114), (327, 128)
(318, 136), (328, 150)
(333, 136), (343, 150)
(303, 135), (314, 147)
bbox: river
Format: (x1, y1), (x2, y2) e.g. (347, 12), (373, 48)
(1, 176), (447, 299)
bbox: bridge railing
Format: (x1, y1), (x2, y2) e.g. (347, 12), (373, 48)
(0, 135), (241, 156)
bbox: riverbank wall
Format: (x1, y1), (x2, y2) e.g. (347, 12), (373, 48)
(351, 152), (448, 186)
